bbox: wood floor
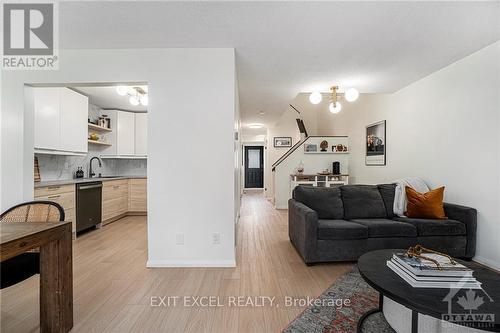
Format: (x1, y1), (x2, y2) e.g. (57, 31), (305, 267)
(0, 191), (352, 333)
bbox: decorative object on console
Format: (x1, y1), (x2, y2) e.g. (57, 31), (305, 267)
(332, 161), (340, 175)
(304, 143), (317, 152)
(320, 140), (328, 151)
(366, 120), (386, 165)
(405, 186), (447, 219)
(296, 161), (304, 174)
(274, 137), (292, 148)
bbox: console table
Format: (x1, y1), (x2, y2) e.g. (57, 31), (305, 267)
(358, 249), (499, 333)
(290, 174), (349, 197)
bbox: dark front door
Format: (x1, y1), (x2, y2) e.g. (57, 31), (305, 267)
(245, 146), (264, 188)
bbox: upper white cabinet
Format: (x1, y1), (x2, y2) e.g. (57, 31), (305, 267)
(60, 88), (88, 153)
(100, 110), (147, 158)
(134, 113), (148, 156)
(116, 111), (135, 156)
(34, 88), (60, 151)
(33, 87), (88, 154)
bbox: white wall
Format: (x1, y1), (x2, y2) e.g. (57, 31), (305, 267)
(1, 48), (237, 267)
(319, 42), (500, 269)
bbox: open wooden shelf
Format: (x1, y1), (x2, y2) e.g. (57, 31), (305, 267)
(88, 123), (112, 132)
(88, 140), (112, 146)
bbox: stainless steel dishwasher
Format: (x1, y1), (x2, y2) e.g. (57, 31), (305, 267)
(76, 181), (102, 233)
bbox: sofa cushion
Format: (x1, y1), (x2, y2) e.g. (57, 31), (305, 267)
(394, 217), (466, 236)
(317, 219), (368, 240)
(293, 186), (343, 219)
(378, 183), (397, 218)
(341, 185), (387, 219)
(350, 218), (417, 238)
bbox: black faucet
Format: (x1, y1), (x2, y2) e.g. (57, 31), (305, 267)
(89, 156), (102, 178)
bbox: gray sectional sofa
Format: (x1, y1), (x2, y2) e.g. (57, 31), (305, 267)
(288, 184), (477, 265)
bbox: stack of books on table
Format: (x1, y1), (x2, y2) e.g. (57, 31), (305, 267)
(387, 252), (481, 289)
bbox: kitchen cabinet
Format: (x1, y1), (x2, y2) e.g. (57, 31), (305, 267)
(34, 184), (76, 237)
(34, 88), (60, 151)
(129, 178), (147, 212)
(134, 113), (148, 156)
(60, 88), (88, 153)
(100, 110), (148, 158)
(116, 112), (135, 156)
(102, 179), (129, 224)
(33, 87), (88, 154)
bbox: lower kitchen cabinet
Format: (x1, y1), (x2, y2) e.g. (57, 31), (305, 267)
(35, 177), (147, 231)
(102, 179), (129, 224)
(129, 178), (147, 212)
(34, 184), (76, 237)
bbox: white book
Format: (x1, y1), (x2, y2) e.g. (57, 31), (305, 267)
(390, 259), (477, 283)
(387, 261), (482, 289)
(392, 254), (473, 278)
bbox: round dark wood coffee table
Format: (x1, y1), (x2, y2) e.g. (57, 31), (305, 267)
(357, 249), (500, 333)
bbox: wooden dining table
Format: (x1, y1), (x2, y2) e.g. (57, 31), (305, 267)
(0, 221), (73, 333)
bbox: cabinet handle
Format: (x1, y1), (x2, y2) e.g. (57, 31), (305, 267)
(113, 185), (120, 189)
(48, 186), (60, 190)
(48, 194), (60, 199)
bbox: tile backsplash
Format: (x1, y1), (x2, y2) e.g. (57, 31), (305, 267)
(36, 149), (147, 181)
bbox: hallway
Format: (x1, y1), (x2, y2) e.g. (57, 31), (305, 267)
(1, 192), (352, 332)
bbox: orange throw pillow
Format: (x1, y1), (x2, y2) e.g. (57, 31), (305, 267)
(405, 186), (447, 219)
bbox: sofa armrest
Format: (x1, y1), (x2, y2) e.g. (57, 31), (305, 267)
(444, 202), (477, 259)
(288, 199), (318, 264)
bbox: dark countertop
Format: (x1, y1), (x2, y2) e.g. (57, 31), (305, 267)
(34, 176), (147, 188)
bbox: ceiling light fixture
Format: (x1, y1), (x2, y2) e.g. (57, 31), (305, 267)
(116, 86), (148, 107)
(129, 95), (140, 106)
(116, 86), (128, 96)
(344, 88), (359, 102)
(248, 123), (264, 129)
(308, 85), (359, 114)
(309, 91), (322, 104)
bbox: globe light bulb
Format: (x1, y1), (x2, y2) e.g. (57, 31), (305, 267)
(116, 86), (128, 96)
(140, 95), (149, 106)
(344, 88), (359, 102)
(329, 102), (342, 114)
(309, 91), (322, 104)
(129, 96), (140, 106)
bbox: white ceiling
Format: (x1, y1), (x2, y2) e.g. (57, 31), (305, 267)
(58, 1), (500, 126)
(73, 85), (148, 112)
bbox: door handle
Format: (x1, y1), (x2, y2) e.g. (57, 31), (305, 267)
(79, 184), (103, 190)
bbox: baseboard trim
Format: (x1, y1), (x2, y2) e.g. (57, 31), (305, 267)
(146, 259), (236, 268)
(274, 205), (287, 210)
(102, 211), (147, 225)
(473, 256), (500, 272)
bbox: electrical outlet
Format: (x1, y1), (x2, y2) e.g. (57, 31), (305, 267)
(176, 233), (184, 245)
(212, 232), (221, 245)
(64, 162), (70, 170)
